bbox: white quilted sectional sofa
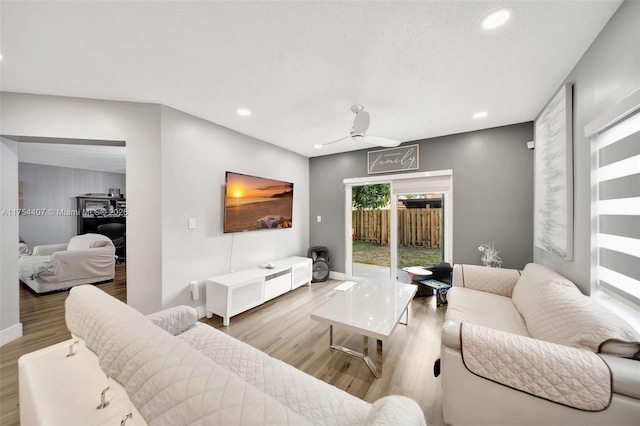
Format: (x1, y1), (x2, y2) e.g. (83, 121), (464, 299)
(441, 263), (640, 426)
(21, 284), (426, 425)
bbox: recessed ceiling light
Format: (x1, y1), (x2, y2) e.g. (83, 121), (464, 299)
(237, 108), (251, 116)
(482, 9), (511, 30)
(313, 144), (323, 149)
(473, 111), (488, 119)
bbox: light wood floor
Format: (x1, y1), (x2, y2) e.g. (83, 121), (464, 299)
(0, 269), (446, 426)
(203, 280), (446, 425)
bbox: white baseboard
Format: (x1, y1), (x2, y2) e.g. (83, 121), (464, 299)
(0, 322), (23, 347)
(329, 271), (346, 281)
(195, 304), (207, 319)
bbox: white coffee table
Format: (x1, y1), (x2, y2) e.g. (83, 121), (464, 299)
(310, 279), (417, 378)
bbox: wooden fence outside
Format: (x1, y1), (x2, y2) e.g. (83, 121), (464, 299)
(352, 208), (442, 248)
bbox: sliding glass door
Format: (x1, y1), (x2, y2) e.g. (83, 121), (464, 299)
(345, 170), (453, 282)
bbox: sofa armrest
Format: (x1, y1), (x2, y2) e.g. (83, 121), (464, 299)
(442, 320), (461, 349)
(600, 354), (640, 399)
(452, 264), (521, 297)
(32, 243), (68, 256)
(364, 395), (426, 426)
(460, 323), (612, 411)
(148, 305), (199, 336)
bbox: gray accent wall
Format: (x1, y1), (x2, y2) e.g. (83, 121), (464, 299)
(18, 162), (126, 247)
(534, 0), (640, 294)
(310, 122), (534, 273)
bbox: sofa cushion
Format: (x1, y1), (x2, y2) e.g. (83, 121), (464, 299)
(446, 287), (529, 336)
(179, 322), (373, 425)
(512, 263), (580, 304)
(513, 279), (640, 357)
(65, 285), (312, 425)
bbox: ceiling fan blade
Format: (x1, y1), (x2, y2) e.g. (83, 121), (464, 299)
(364, 135), (401, 148)
(352, 110), (370, 135)
(322, 135), (350, 146)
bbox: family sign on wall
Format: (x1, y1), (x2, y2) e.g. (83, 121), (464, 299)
(367, 144), (419, 174)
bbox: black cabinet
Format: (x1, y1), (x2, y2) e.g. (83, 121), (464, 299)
(76, 196), (126, 235)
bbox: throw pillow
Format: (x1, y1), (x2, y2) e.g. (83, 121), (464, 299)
(148, 305), (199, 336)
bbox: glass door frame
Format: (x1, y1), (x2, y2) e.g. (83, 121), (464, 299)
(344, 170), (453, 280)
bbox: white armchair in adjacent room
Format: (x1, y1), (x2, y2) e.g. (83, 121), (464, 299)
(19, 234), (116, 293)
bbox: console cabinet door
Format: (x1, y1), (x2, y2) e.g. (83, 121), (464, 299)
(292, 259), (313, 289)
(229, 278), (264, 316)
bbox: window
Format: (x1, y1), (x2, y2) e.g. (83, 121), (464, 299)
(589, 92), (640, 308)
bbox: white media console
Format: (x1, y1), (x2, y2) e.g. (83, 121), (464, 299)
(206, 256), (313, 326)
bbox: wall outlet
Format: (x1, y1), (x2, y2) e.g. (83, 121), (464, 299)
(190, 280), (199, 300)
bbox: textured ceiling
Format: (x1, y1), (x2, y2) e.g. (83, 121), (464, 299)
(0, 1), (623, 159)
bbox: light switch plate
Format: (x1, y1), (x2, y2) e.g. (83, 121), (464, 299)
(188, 218), (196, 229)
(317, 215), (322, 223)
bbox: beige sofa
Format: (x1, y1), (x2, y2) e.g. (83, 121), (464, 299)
(19, 285), (426, 425)
(441, 263), (640, 426)
(18, 233), (115, 293)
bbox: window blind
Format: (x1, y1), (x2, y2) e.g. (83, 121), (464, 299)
(595, 110), (640, 305)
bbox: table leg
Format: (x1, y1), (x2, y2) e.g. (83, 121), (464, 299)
(328, 328), (382, 378)
(400, 306), (409, 325)
(362, 337), (382, 378)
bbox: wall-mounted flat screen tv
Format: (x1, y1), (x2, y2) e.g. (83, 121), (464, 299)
(224, 171), (293, 233)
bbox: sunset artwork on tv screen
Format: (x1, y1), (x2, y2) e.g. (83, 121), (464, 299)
(224, 171), (294, 233)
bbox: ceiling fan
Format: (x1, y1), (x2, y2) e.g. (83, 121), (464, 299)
(319, 105), (401, 148)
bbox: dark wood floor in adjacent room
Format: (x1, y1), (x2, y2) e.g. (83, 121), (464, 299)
(0, 266), (446, 426)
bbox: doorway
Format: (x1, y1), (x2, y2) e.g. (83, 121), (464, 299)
(345, 170), (453, 282)
(395, 193), (444, 275)
(351, 182), (392, 281)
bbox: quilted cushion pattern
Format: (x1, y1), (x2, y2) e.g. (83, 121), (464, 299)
(456, 264), (521, 297)
(179, 323), (372, 425)
(65, 285), (311, 425)
(513, 279), (640, 355)
(512, 263), (579, 306)
(460, 323), (612, 411)
(364, 396), (426, 426)
(148, 305), (199, 336)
